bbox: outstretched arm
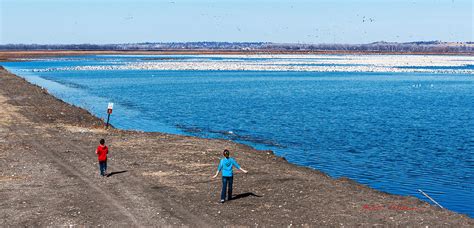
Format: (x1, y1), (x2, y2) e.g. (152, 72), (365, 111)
(212, 160), (222, 178)
(233, 159), (248, 173)
(212, 170), (220, 178)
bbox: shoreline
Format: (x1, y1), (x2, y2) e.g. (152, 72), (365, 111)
(1, 66), (473, 226)
(1, 50), (474, 62)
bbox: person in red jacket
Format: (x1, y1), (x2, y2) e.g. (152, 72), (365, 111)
(95, 138), (109, 176)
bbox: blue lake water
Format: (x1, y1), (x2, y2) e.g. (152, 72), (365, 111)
(2, 55), (473, 217)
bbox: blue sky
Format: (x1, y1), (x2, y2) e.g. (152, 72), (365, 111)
(0, 0), (472, 44)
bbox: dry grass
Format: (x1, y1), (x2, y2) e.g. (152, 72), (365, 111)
(62, 125), (107, 134)
(0, 175), (28, 182)
(0, 94), (27, 124)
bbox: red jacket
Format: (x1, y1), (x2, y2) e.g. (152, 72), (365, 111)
(96, 145), (108, 161)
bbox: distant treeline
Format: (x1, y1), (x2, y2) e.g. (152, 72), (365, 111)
(1, 41), (473, 53)
(268, 41), (474, 53)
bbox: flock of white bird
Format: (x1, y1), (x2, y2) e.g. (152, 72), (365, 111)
(28, 54), (474, 74)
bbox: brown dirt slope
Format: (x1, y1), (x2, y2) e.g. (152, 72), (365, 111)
(0, 66), (472, 226)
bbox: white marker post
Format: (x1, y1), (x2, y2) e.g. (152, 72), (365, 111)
(418, 189), (444, 208)
(106, 102), (114, 129)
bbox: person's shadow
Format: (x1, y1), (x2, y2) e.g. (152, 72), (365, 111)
(231, 192), (262, 201)
(106, 170), (128, 177)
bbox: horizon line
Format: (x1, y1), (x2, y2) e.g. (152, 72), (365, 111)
(1, 40), (473, 46)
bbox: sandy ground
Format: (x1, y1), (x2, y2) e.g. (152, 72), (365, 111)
(0, 66), (473, 226)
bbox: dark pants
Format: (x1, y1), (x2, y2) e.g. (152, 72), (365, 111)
(221, 176), (233, 201)
(99, 161), (107, 176)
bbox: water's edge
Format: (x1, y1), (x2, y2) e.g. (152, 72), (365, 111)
(3, 65), (471, 219)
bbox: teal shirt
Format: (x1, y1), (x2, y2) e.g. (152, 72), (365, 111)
(217, 157), (241, 177)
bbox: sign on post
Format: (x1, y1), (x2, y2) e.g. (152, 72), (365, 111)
(107, 102), (114, 114)
(105, 102), (114, 129)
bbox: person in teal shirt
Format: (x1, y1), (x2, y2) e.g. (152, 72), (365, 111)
(212, 149), (248, 203)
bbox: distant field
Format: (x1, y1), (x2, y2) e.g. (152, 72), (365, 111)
(1, 49), (473, 62)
